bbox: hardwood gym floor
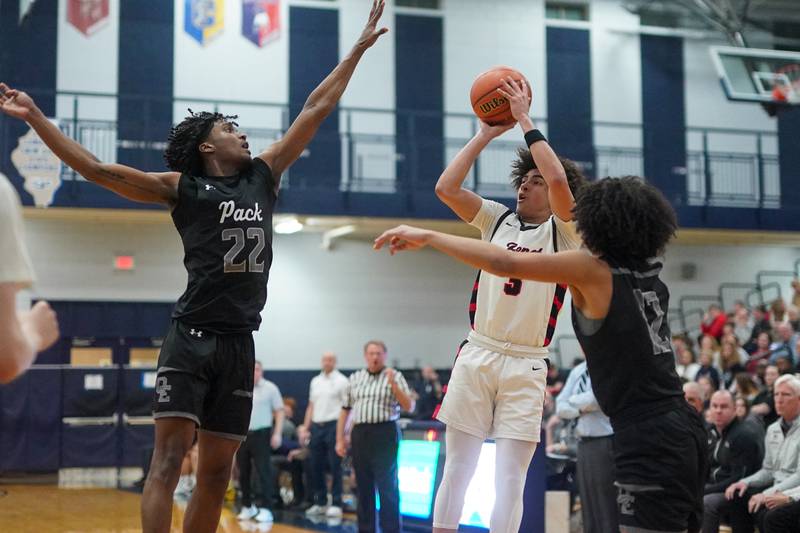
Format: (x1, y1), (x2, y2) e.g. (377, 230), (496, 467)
(0, 484), (358, 533)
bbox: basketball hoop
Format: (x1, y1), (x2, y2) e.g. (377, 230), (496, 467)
(771, 64), (800, 104)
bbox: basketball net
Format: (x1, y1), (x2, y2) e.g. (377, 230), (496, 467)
(771, 64), (800, 104)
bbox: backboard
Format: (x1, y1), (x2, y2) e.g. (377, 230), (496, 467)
(711, 46), (800, 104)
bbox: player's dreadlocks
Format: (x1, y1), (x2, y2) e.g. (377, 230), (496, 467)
(509, 147), (586, 197)
(573, 176), (678, 266)
(164, 109), (238, 175)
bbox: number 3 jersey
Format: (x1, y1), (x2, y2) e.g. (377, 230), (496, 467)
(468, 198), (582, 348)
(171, 158), (277, 334)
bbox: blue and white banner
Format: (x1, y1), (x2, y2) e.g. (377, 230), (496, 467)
(184, 0), (224, 45)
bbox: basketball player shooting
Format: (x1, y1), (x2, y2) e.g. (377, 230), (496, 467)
(375, 177), (708, 533)
(0, 2), (387, 532)
(430, 77), (585, 533)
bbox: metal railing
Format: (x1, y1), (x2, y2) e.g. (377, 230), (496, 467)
(0, 90), (782, 209)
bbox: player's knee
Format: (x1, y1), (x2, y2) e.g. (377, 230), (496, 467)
(150, 449), (186, 481)
(198, 462), (233, 488)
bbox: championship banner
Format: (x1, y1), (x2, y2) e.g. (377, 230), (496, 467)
(11, 121), (63, 208)
(67, 0), (109, 36)
(185, 0), (225, 45)
(242, 0), (280, 48)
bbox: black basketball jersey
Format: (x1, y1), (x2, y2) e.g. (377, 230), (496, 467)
(572, 257), (683, 426)
(171, 158), (277, 333)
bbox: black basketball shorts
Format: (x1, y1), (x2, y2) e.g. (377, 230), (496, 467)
(612, 402), (709, 532)
(152, 320), (255, 441)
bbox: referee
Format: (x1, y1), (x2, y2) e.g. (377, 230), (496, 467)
(336, 340), (414, 533)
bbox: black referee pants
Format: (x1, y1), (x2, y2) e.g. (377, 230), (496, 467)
(351, 421), (401, 533)
(237, 427), (273, 509)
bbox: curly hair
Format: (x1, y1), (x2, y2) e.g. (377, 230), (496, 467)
(509, 146), (586, 197)
(163, 110), (238, 175)
(573, 176), (677, 265)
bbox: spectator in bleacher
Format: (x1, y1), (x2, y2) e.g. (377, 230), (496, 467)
(720, 342), (746, 389)
(702, 390), (765, 533)
(747, 331), (773, 372)
(0, 174), (59, 384)
(335, 340), (413, 533)
(770, 323), (799, 365)
(676, 343), (701, 382)
(697, 351), (722, 391)
(751, 364), (780, 428)
(775, 355), (795, 376)
(302, 351), (349, 519)
(771, 299), (790, 328)
(735, 373), (761, 404)
(744, 305), (773, 353)
(702, 303), (729, 341)
(722, 375), (800, 532)
(701, 334), (722, 362)
(733, 306), (755, 347)
(236, 361), (285, 524)
(787, 306), (800, 332)
(556, 361), (618, 533)
(736, 397), (753, 421)
(698, 375), (719, 410)
(413, 365), (443, 420)
(684, 381), (705, 414)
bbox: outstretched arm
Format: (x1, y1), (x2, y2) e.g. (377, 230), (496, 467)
(435, 121), (514, 223)
(258, 0), (388, 188)
(0, 83), (179, 206)
(374, 224), (611, 316)
(499, 78), (575, 221)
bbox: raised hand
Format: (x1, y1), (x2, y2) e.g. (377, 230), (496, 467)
(357, 0), (388, 50)
(0, 83), (39, 121)
(478, 119), (515, 140)
(497, 77), (532, 124)
(373, 225), (432, 255)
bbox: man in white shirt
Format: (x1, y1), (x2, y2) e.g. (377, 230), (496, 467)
(236, 360), (284, 524)
(301, 351), (349, 518)
(0, 172), (59, 384)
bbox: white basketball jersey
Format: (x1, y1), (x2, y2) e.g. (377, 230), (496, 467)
(468, 199), (582, 348)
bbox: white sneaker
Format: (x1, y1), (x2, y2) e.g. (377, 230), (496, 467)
(254, 508), (274, 523)
(173, 475), (195, 497)
(325, 505), (343, 518)
(305, 504), (327, 516)
(237, 504), (258, 520)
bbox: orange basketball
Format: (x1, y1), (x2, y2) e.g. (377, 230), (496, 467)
(470, 66), (531, 126)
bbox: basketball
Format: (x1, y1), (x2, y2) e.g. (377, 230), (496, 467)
(470, 66), (531, 125)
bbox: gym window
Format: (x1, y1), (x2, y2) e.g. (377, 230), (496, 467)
(545, 2), (589, 21)
(395, 0), (440, 9)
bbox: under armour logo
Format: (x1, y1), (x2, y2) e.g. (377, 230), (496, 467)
(189, 328), (203, 338)
(156, 376), (172, 403)
(205, 184), (216, 191)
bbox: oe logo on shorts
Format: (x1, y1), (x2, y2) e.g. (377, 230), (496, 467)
(156, 376), (172, 403)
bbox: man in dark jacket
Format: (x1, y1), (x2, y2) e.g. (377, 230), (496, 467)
(702, 390), (765, 533)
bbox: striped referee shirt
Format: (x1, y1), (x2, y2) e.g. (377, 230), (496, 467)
(343, 368), (410, 425)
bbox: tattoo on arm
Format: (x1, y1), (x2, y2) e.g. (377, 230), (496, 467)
(96, 168), (154, 194)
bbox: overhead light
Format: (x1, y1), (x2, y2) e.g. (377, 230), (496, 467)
(274, 217), (303, 234)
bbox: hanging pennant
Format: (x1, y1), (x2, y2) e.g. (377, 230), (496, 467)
(67, 0), (110, 36)
(185, 0), (225, 45)
(242, 0), (280, 48)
